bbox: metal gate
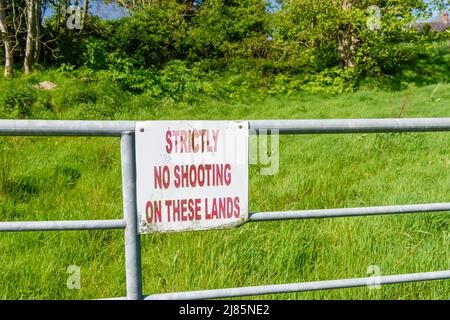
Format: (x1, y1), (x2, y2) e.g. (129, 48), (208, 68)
(0, 118), (449, 300)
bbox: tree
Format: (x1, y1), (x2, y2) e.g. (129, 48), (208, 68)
(337, 0), (358, 68)
(187, 0), (271, 61)
(274, 0), (445, 75)
(24, 0), (37, 74)
(80, 0), (89, 34)
(110, 0), (191, 67)
(0, 0), (13, 77)
(34, 0), (41, 62)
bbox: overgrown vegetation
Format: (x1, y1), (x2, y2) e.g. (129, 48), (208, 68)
(0, 83), (450, 299)
(1, 1), (450, 93)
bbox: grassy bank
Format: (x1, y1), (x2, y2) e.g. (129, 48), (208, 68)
(0, 73), (449, 299)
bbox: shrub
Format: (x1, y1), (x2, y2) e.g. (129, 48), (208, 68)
(301, 67), (359, 94)
(0, 81), (37, 118)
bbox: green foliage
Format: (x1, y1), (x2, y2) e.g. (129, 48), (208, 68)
(273, 0), (448, 78)
(3, 0), (447, 94)
(0, 81), (37, 118)
(41, 14), (113, 66)
(266, 74), (300, 95)
(401, 43), (450, 85)
(109, 1), (190, 68)
(103, 58), (252, 101)
(158, 60), (202, 99)
(49, 77), (127, 119)
(302, 67), (360, 94)
(82, 39), (109, 70)
(360, 43), (450, 91)
(2, 0), (450, 93)
(187, 0), (272, 61)
(265, 67), (360, 95)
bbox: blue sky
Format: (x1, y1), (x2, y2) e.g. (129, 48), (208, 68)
(45, 0), (446, 22)
(90, 0), (281, 18)
(45, 0), (281, 20)
(44, 0), (128, 20)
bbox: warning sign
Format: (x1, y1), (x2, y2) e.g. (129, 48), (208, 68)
(135, 121), (249, 234)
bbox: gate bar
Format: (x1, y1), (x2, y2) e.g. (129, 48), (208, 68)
(121, 132), (143, 300)
(249, 203), (450, 222)
(145, 270), (450, 300)
(0, 120), (135, 136)
(4, 118), (450, 136)
(0, 219), (126, 232)
(249, 118), (450, 134)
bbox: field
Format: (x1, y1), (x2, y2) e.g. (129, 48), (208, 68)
(0, 76), (449, 299)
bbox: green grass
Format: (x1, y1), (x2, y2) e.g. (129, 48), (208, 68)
(0, 73), (449, 299)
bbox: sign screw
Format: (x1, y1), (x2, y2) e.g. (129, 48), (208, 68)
(139, 128), (144, 132)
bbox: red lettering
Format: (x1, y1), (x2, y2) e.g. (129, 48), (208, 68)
(165, 200), (172, 222)
(212, 129), (220, 152)
(174, 166), (180, 188)
(165, 130), (172, 154)
(154, 166), (170, 189)
(224, 164), (231, 186)
(179, 130), (187, 153)
(192, 130), (199, 153)
(146, 201), (162, 223)
(165, 129), (220, 154)
(234, 197), (240, 218)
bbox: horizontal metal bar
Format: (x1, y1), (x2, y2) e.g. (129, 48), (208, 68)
(0, 219), (126, 232)
(3, 118), (450, 137)
(249, 203), (450, 222)
(249, 118), (450, 134)
(145, 270), (450, 300)
(0, 120), (135, 136)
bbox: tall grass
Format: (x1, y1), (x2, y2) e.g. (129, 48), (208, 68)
(0, 72), (449, 299)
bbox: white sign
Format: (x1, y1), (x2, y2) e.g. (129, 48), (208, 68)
(135, 121), (249, 234)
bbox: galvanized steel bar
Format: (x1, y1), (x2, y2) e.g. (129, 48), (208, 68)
(3, 118), (450, 137)
(0, 120), (135, 136)
(249, 118), (450, 134)
(0, 219), (126, 232)
(145, 270), (450, 300)
(249, 203), (450, 222)
(121, 132), (143, 300)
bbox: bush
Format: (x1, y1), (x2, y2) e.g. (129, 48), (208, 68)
(103, 58), (252, 102)
(0, 81), (37, 118)
(48, 74), (127, 118)
(109, 1), (189, 68)
(301, 67), (359, 94)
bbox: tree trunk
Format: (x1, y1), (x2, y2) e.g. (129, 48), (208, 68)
(0, 0), (13, 77)
(337, 0), (358, 68)
(65, 0), (73, 41)
(33, 0), (41, 64)
(55, 2), (61, 35)
(24, 0), (36, 75)
(3, 39), (13, 77)
(80, 0), (88, 34)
